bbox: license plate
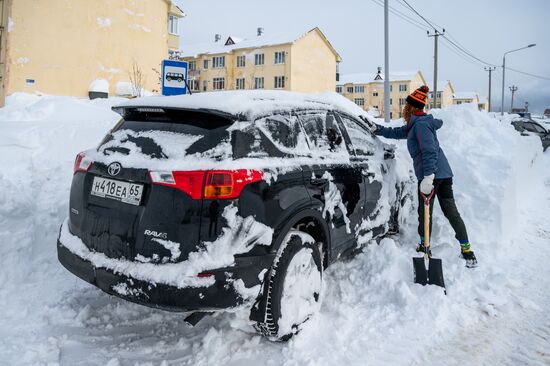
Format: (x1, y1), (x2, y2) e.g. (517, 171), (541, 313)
(90, 177), (143, 206)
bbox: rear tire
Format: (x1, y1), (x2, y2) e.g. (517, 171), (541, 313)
(255, 230), (323, 341)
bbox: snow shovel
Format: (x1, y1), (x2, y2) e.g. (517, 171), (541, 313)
(413, 191), (446, 290)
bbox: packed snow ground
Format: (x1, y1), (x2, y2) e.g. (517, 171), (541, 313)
(0, 93), (549, 366)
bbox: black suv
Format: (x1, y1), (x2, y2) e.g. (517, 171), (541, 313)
(57, 91), (410, 341)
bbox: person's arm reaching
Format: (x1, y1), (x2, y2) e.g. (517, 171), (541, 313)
(373, 124), (407, 140)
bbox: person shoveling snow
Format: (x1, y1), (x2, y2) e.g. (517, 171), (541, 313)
(372, 85), (478, 268)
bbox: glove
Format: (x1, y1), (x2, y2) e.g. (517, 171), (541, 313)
(420, 174), (435, 195)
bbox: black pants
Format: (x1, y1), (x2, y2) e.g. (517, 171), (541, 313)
(418, 178), (469, 243)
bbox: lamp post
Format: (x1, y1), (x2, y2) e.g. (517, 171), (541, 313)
(500, 44), (536, 116)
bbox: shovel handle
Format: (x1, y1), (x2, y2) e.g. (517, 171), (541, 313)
(420, 191), (434, 254)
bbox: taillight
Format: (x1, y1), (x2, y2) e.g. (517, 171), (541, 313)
(73, 152), (92, 174)
(204, 170), (263, 199)
(149, 169), (263, 200)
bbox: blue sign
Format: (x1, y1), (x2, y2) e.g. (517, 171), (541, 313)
(161, 59), (188, 96)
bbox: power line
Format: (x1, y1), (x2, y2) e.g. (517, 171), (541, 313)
(505, 67), (550, 81)
(441, 36), (496, 67)
(369, 0), (428, 32)
(399, 0), (439, 31)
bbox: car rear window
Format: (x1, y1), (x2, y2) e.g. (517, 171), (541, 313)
(99, 109), (235, 159)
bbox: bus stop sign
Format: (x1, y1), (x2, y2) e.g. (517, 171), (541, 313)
(161, 59), (188, 96)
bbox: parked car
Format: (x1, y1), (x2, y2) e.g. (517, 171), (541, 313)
(511, 118), (550, 151)
(57, 91), (411, 341)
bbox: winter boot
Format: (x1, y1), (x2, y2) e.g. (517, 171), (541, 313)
(460, 243), (478, 268)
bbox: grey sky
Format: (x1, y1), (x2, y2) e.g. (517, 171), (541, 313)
(176, 0), (550, 113)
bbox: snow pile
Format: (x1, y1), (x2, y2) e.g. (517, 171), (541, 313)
(89, 78), (109, 93)
(0, 94), (547, 365)
(117, 90), (373, 121)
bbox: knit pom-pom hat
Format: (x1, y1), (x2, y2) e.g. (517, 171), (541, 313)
(406, 85), (430, 109)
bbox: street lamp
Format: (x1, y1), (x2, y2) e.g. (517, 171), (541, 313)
(500, 43), (536, 115)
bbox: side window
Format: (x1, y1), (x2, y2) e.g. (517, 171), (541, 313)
(231, 114), (307, 158)
(256, 114), (307, 153)
(339, 114), (377, 157)
(299, 112), (347, 155)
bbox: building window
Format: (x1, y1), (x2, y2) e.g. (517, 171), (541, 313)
(274, 76), (285, 89)
(213, 77), (225, 90)
(390, 98), (393, 105)
(203, 80), (208, 91)
(336, 86), (343, 93)
(354, 98), (365, 106)
(354, 85), (365, 93)
(457, 101), (462, 105)
(390, 112), (393, 119)
(399, 84), (407, 92)
(189, 79), (199, 91)
(399, 98), (405, 106)
(254, 77), (264, 89)
(390, 85), (393, 92)
(255, 53), (264, 66)
(212, 56), (225, 68)
(189, 61), (196, 71)
(373, 91), (379, 97)
(274, 51), (285, 64)
(236, 55), (245, 67)
(203, 59), (209, 69)
(168, 15), (178, 35)
(347, 86), (353, 93)
(235, 78), (245, 90)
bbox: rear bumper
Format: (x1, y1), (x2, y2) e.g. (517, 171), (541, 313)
(57, 234), (273, 312)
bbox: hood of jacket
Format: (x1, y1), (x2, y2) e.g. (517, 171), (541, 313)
(409, 113), (443, 131)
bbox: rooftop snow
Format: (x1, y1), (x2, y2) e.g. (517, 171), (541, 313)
(338, 71), (419, 85)
(115, 90), (372, 121)
(453, 92), (479, 100)
(181, 32), (304, 57)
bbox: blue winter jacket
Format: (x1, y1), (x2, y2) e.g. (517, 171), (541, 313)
(375, 113), (453, 180)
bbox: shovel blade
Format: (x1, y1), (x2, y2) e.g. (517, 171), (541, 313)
(412, 257), (446, 289)
(427, 258), (445, 289)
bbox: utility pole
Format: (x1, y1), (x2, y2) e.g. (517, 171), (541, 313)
(383, 0), (390, 122)
(509, 85), (518, 112)
(484, 66), (496, 112)
(428, 29), (444, 109)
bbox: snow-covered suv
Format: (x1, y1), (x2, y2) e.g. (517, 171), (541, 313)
(57, 91), (410, 341)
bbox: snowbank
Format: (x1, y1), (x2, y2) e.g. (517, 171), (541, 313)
(89, 78), (109, 93)
(0, 94), (546, 365)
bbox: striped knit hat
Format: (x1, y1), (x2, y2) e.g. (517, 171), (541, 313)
(406, 85), (430, 109)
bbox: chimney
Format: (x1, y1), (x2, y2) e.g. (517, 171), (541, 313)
(214, 34), (221, 42)
(257, 27), (264, 36)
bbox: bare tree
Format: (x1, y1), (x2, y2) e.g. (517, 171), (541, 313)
(129, 60), (146, 97)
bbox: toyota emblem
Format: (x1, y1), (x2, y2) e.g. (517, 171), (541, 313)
(107, 162), (122, 176)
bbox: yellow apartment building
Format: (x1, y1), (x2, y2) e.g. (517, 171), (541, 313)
(179, 27), (342, 93)
(453, 91), (487, 110)
(427, 80), (455, 110)
(337, 68), (426, 119)
(0, 0), (185, 106)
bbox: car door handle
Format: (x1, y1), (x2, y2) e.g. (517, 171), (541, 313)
(362, 170), (375, 178)
(310, 178), (329, 186)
